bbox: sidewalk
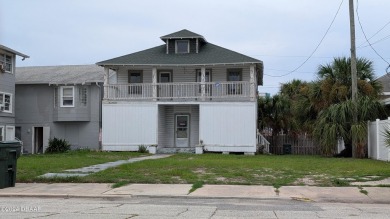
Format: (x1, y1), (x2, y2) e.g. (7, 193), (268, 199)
(0, 183), (389, 204)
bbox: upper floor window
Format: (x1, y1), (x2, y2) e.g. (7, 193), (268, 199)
(60, 86), (74, 107)
(227, 69), (242, 81)
(0, 53), (13, 73)
(176, 40), (189, 54)
(227, 69), (242, 95)
(0, 92), (12, 113)
(128, 70), (143, 94)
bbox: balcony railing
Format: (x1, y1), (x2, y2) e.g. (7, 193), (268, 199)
(105, 81), (253, 101)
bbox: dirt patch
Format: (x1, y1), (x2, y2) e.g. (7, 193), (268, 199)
(215, 177), (227, 182)
(351, 177), (390, 186)
(193, 168), (207, 174)
(171, 176), (187, 184)
(293, 176), (318, 186)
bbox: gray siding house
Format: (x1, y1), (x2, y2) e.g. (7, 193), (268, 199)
(97, 29), (264, 154)
(15, 65), (106, 153)
(0, 44), (29, 141)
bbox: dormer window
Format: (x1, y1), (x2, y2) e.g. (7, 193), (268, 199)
(176, 40), (189, 54)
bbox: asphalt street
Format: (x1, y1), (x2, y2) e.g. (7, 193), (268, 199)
(1, 196), (389, 219)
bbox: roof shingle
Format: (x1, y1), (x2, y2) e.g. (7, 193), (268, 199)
(96, 43), (261, 66)
(15, 65), (105, 85)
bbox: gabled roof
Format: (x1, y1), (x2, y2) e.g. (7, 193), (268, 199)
(376, 74), (390, 92)
(96, 30), (264, 85)
(160, 29), (205, 41)
(15, 65), (106, 85)
(96, 43), (262, 66)
(0, 44), (29, 59)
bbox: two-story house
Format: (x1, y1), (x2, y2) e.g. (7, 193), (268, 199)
(97, 30), (263, 154)
(0, 44), (29, 142)
(15, 65), (108, 153)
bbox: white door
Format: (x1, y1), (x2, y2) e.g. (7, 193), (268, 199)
(159, 72), (172, 98)
(175, 115), (189, 147)
(43, 127), (50, 153)
(5, 126), (15, 141)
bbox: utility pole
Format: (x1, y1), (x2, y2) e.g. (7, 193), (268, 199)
(349, 0), (358, 158)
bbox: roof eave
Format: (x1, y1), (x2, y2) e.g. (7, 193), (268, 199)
(160, 36), (207, 42)
(0, 45), (29, 59)
(96, 61), (262, 67)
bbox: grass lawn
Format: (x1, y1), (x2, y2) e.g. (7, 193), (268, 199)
(17, 152), (390, 187)
(16, 150), (148, 183)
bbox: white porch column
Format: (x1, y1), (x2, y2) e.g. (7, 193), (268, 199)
(152, 67), (157, 100)
(103, 67), (109, 100)
(201, 67), (206, 100)
(249, 64), (256, 100)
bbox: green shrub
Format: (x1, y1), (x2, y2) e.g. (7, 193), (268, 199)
(138, 145), (149, 153)
(45, 137), (71, 153)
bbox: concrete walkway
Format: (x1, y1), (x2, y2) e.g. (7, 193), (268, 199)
(39, 154), (172, 178)
(0, 183), (389, 204)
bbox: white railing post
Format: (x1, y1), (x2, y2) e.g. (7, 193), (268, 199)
(152, 67), (157, 101)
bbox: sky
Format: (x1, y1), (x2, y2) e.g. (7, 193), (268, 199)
(1, 0), (389, 95)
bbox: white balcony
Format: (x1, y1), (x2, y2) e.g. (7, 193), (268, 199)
(105, 81), (255, 101)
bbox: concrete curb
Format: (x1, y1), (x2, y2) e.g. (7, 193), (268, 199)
(0, 183), (389, 204)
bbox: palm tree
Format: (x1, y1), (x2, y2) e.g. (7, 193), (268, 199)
(313, 96), (384, 157)
(313, 57), (384, 157)
(258, 94), (291, 136)
(317, 57), (382, 107)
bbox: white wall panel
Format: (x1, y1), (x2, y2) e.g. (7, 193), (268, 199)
(199, 103), (256, 151)
(102, 103), (157, 150)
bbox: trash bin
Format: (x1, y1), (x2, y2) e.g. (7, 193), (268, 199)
(0, 141), (22, 189)
(283, 144), (292, 155)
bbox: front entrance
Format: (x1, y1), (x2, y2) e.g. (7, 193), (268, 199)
(175, 115), (189, 147)
(33, 126), (50, 154)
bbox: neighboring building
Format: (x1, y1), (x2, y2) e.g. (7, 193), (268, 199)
(97, 29), (264, 154)
(0, 44), (29, 141)
(376, 74), (390, 104)
(15, 65), (107, 153)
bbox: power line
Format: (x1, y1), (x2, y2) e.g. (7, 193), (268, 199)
(357, 20), (390, 48)
(264, 0), (344, 78)
(358, 33), (390, 49)
(252, 55), (333, 59)
(265, 68), (315, 74)
(356, 0), (390, 67)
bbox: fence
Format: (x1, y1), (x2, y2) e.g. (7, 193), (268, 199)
(265, 134), (321, 155)
(367, 118), (390, 161)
